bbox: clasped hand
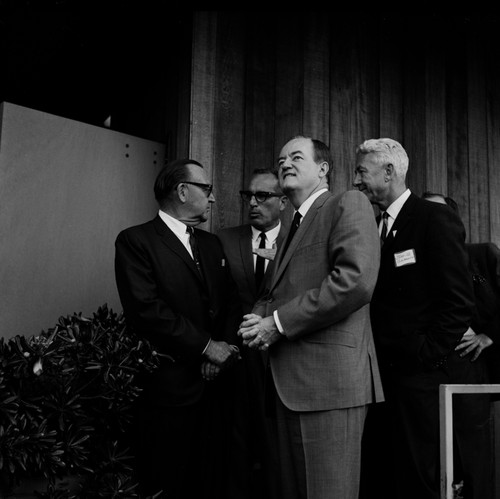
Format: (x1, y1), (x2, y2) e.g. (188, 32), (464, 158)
(237, 314), (281, 351)
(202, 340), (241, 381)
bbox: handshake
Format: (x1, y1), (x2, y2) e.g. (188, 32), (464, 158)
(201, 340), (241, 381)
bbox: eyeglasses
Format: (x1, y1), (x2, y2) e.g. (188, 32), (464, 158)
(239, 191), (282, 203)
(181, 181), (213, 197)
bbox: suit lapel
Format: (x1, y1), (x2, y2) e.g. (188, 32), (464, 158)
(271, 192), (330, 291)
(382, 193), (417, 252)
(153, 216), (206, 285)
(240, 225), (257, 295)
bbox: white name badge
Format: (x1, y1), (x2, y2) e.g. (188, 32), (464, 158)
(394, 249), (416, 267)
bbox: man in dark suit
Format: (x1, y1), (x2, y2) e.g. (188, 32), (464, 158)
(422, 191), (498, 499)
(114, 158), (242, 499)
(239, 136), (384, 499)
(353, 138), (479, 499)
(218, 167), (287, 499)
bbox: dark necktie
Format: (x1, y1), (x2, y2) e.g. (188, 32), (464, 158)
(255, 232), (266, 289)
(187, 226), (203, 277)
(281, 211), (302, 260)
(380, 211), (389, 244)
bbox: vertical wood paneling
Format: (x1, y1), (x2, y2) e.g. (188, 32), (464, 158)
(185, 13), (500, 240)
(466, 27), (489, 243)
(190, 12), (217, 229)
(243, 14), (276, 207)
(446, 22), (470, 236)
(379, 17), (403, 141)
(425, 36), (447, 195)
(486, 34), (500, 247)
(330, 16), (379, 195)
(303, 13), (330, 144)
(402, 21), (427, 198)
(274, 13), (303, 223)
(212, 12), (246, 232)
(274, 13), (304, 154)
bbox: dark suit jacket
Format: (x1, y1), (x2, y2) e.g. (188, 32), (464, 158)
(467, 241), (500, 381)
(370, 193), (476, 374)
(114, 215), (242, 407)
(217, 223), (287, 314)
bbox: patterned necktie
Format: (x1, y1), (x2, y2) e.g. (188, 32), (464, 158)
(255, 232), (266, 289)
(380, 211), (389, 244)
(187, 226), (203, 276)
(281, 211), (302, 260)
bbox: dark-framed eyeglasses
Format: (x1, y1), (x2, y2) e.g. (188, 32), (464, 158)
(239, 191), (282, 203)
(181, 181), (213, 197)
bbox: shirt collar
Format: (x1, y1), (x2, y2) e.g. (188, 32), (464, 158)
(158, 209), (189, 239)
(251, 221), (281, 243)
(297, 188), (329, 219)
(385, 188), (411, 221)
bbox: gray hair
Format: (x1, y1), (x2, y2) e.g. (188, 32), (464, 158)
(356, 138), (409, 177)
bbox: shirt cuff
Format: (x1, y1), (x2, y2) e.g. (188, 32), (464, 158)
(202, 338), (211, 355)
(273, 310), (285, 335)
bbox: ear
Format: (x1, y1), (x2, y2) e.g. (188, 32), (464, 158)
(279, 195), (288, 212)
(177, 182), (188, 203)
(385, 163), (394, 180)
(318, 161), (329, 178)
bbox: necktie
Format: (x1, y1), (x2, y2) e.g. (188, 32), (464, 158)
(255, 232), (266, 289)
(281, 211), (302, 260)
(380, 211), (389, 244)
(187, 226), (203, 277)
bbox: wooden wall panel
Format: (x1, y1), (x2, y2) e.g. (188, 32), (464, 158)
(243, 14), (276, 207)
(303, 13), (330, 144)
(190, 12), (217, 230)
(186, 13), (500, 249)
(212, 12), (246, 232)
(274, 14), (304, 153)
(486, 38), (500, 247)
(425, 35), (447, 196)
(330, 16), (379, 195)
(466, 27), (490, 243)
(402, 22), (427, 198)
(445, 22), (470, 237)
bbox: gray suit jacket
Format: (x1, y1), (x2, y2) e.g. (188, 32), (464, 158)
(253, 190), (384, 411)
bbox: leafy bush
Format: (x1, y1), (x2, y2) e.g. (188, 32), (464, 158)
(0, 304), (159, 498)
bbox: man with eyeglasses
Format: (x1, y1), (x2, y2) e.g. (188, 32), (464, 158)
(115, 158), (242, 499)
(218, 167), (288, 499)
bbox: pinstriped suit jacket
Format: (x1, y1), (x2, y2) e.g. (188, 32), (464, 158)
(253, 190), (384, 411)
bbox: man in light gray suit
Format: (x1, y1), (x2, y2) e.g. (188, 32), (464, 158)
(238, 135), (384, 499)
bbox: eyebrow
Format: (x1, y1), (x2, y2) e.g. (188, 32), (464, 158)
(278, 149), (304, 162)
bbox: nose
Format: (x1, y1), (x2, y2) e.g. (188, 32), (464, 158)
(208, 192), (215, 203)
(249, 195), (258, 207)
(279, 157), (292, 170)
(352, 172), (361, 187)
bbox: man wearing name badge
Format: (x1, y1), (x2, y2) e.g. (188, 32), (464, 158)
(218, 167), (288, 499)
(114, 158), (242, 499)
(353, 138), (478, 499)
(238, 135), (383, 499)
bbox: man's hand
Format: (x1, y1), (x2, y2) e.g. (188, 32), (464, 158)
(456, 328), (493, 361)
(204, 340), (240, 368)
(200, 361), (221, 381)
(238, 314), (282, 351)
